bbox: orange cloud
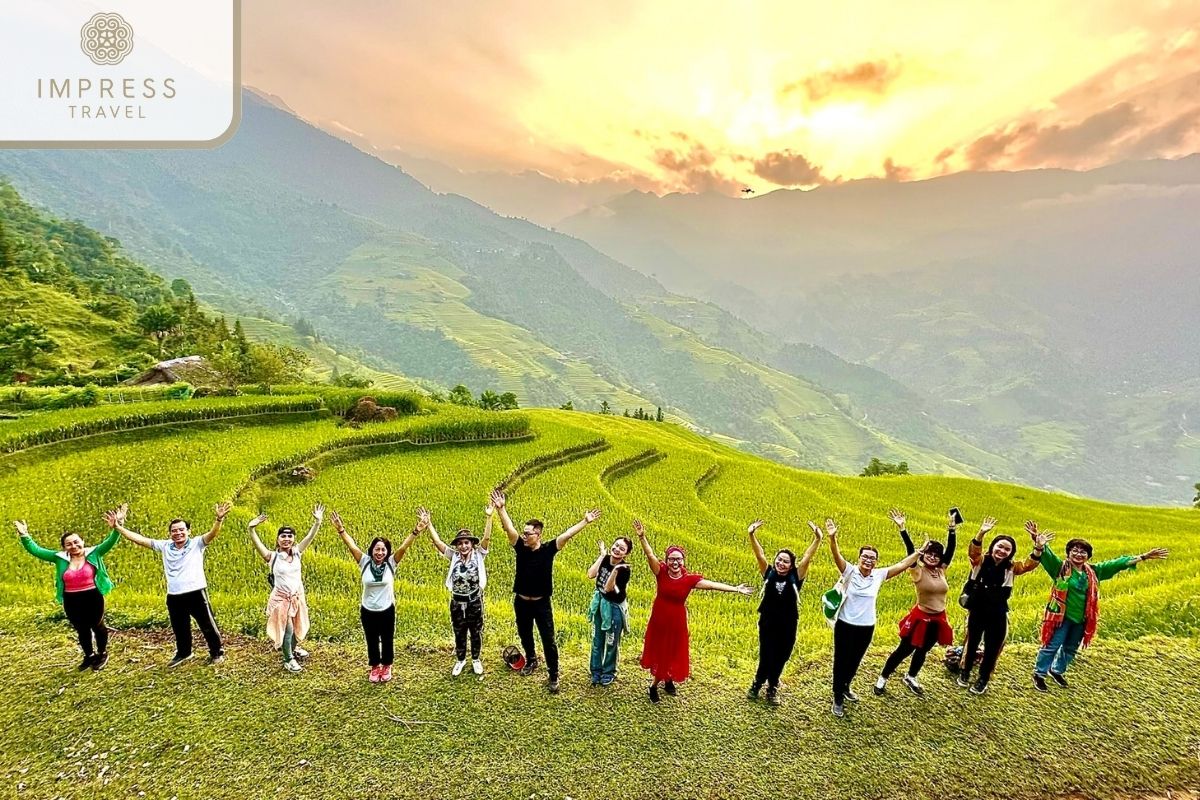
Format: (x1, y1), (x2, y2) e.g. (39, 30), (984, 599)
(780, 58), (903, 104)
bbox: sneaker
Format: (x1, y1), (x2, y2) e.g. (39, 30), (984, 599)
(168, 653), (194, 668)
(77, 655), (95, 672)
(591, 675), (601, 687)
(599, 674), (615, 686)
(831, 700), (845, 718)
(663, 680), (677, 696)
(380, 665), (393, 683)
(747, 681), (763, 700)
(547, 677), (560, 694)
(902, 675), (925, 697)
(369, 665), (381, 683)
(765, 687), (781, 707)
(452, 659), (467, 677)
(283, 659), (303, 673)
(649, 683), (661, 703)
(1032, 674), (1048, 692)
(956, 672), (971, 689)
(472, 659), (484, 675)
(1049, 671), (1069, 688)
(91, 652), (109, 672)
(209, 654), (226, 666)
(969, 680), (989, 695)
(844, 688), (860, 703)
(293, 647), (309, 659)
(519, 656), (539, 676)
(873, 676), (887, 696)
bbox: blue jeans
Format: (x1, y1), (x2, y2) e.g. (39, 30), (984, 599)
(1034, 618), (1086, 676)
(589, 604), (625, 681)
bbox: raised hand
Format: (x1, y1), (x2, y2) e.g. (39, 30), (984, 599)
(415, 506), (431, 532)
(249, 513), (269, 528)
(490, 489), (506, 510)
(632, 519), (646, 539)
(484, 502), (494, 517)
(887, 508), (906, 529)
(102, 509), (120, 529)
(824, 518), (838, 538)
(979, 516), (998, 536)
(947, 510), (960, 528)
(598, 540), (607, 556)
(329, 510), (345, 533)
(1024, 520), (1039, 540)
(1141, 547), (1169, 561)
(806, 520), (822, 540)
(312, 503), (325, 523)
(114, 503), (129, 525)
(1032, 531), (1054, 548)
(583, 508), (602, 525)
(214, 502), (233, 522)
(747, 520), (765, 536)
(13, 520), (28, 537)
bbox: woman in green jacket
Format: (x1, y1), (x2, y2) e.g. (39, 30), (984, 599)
(13, 504), (125, 671)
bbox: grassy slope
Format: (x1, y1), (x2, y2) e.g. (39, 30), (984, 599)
(0, 279), (132, 377)
(0, 406), (1197, 799)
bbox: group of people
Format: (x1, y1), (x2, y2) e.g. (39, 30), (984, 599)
(14, 496), (1168, 717)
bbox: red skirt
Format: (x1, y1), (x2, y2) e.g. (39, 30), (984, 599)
(898, 605), (954, 646)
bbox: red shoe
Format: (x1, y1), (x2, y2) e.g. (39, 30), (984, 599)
(369, 665), (381, 683)
(380, 665), (393, 683)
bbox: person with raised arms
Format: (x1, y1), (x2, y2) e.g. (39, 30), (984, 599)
(826, 517), (920, 718)
(873, 509), (959, 698)
(13, 505), (124, 671)
(331, 508), (421, 683)
(114, 501), (231, 667)
(421, 501), (492, 677)
(492, 488), (601, 694)
(247, 503), (324, 673)
(1026, 520), (1168, 692)
(586, 531), (633, 686)
(745, 518), (822, 706)
(636, 519), (753, 703)
(954, 517), (1050, 694)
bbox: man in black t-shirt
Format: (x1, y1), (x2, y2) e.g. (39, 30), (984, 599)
(492, 489), (601, 693)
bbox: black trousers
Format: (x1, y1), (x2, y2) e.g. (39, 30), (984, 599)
(514, 596), (559, 679)
(754, 614), (798, 688)
(63, 589), (108, 657)
(832, 620), (874, 703)
(962, 609), (1008, 683)
(450, 595), (484, 660)
(360, 605), (396, 666)
(881, 620), (941, 679)
(165, 589), (223, 659)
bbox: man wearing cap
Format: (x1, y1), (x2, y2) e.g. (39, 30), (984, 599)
(492, 489), (602, 693)
(422, 504), (493, 676)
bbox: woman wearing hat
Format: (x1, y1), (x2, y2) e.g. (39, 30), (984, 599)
(635, 519), (753, 703)
(248, 504), (324, 673)
(873, 509), (959, 697)
(422, 502), (493, 676)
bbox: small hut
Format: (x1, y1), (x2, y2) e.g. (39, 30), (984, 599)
(125, 356), (223, 387)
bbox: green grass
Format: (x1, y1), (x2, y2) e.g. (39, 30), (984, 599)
(0, 401), (1197, 799)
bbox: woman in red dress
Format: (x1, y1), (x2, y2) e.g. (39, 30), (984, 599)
(634, 519), (752, 702)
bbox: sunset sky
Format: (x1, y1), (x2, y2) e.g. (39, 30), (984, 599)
(244, 1), (1200, 194)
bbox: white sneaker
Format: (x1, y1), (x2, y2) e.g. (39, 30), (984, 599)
(902, 674), (925, 697)
(472, 659), (483, 675)
(452, 659), (467, 676)
(293, 647), (309, 659)
(284, 659), (303, 673)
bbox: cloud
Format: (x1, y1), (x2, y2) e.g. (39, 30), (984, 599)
(882, 157), (912, 181)
(651, 143), (742, 193)
(781, 58), (902, 103)
(963, 104), (1142, 170)
(1119, 104), (1200, 160)
(751, 150), (827, 185)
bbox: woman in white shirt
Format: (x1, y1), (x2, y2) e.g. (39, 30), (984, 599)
(332, 509), (420, 684)
(825, 518), (920, 718)
(421, 500), (493, 676)
(248, 503), (324, 673)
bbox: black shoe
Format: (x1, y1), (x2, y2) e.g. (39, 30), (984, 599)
(209, 652), (226, 665)
(1049, 671), (1068, 688)
(168, 653), (194, 668)
(831, 699), (845, 718)
(649, 683), (661, 703)
(902, 675), (925, 698)
(519, 656), (539, 676)
(969, 679), (989, 695)
(844, 688), (860, 703)
(765, 687), (781, 706)
(547, 677), (560, 694)
(747, 681), (763, 700)
(77, 655), (95, 671)
(1032, 674), (1049, 692)
(663, 680), (677, 696)
(91, 652), (109, 671)
(956, 671), (971, 689)
(591, 675), (600, 687)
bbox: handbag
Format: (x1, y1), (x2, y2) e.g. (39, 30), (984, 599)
(267, 552), (277, 588)
(958, 564), (981, 609)
(822, 569), (852, 627)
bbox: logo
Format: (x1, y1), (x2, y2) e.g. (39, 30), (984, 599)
(80, 13), (134, 66)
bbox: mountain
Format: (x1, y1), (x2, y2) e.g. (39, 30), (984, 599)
(557, 160), (1200, 504)
(0, 91), (1001, 480)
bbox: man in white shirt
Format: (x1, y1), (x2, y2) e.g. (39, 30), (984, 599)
(116, 501), (231, 666)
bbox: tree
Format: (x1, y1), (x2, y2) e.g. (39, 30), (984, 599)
(656, 407), (664, 422)
(232, 319), (250, 356)
(860, 458), (911, 477)
(559, 400), (574, 411)
(449, 384), (476, 406)
(0, 321), (57, 380)
(170, 278), (192, 298)
(498, 391), (518, 410)
(136, 305), (181, 358)
(478, 389), (501, 410)
(244, 343), (310, 387)
(599, 400), (611, 415)
(293, 316), (318, 341)
(1194, 482), (1199, 508)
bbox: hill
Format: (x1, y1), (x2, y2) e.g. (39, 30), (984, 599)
(0, 398), (1197, 799)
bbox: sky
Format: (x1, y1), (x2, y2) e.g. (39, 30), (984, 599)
(243, 1), (1200, 195)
